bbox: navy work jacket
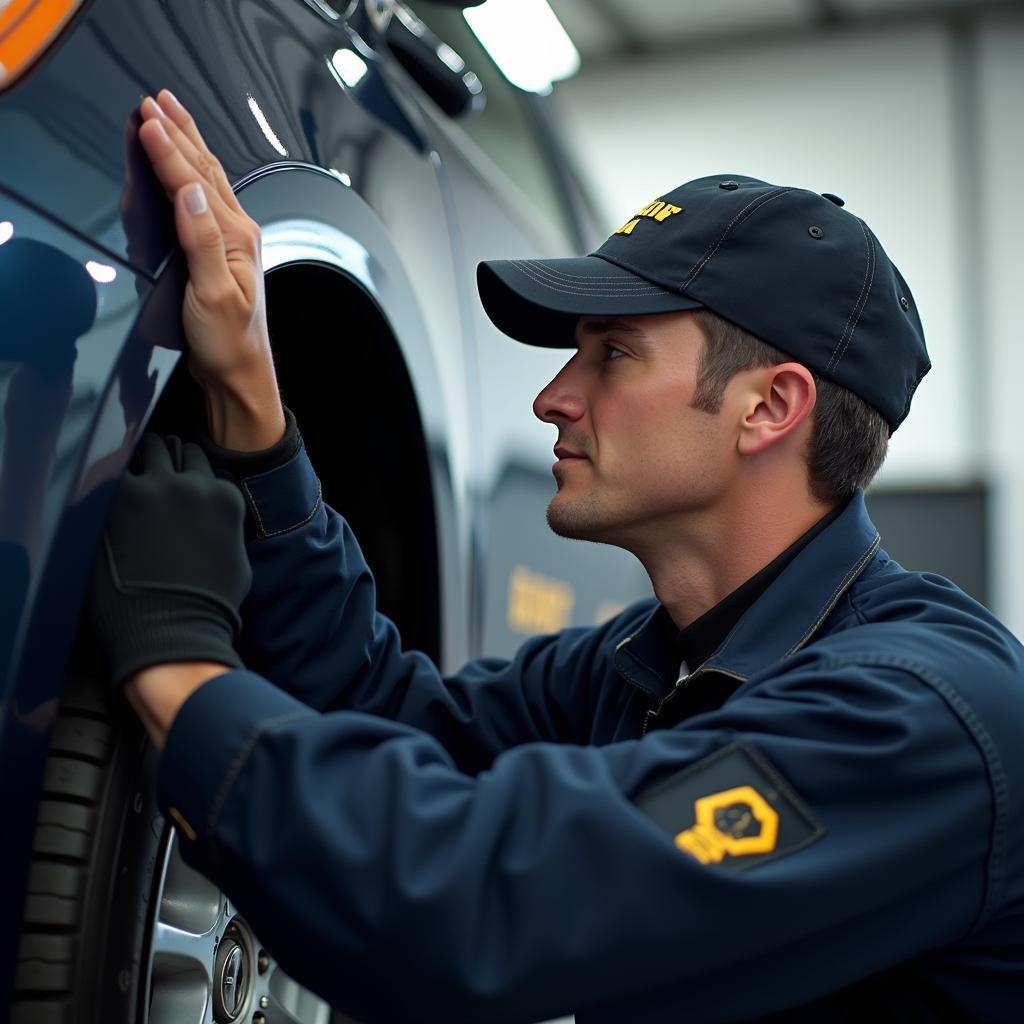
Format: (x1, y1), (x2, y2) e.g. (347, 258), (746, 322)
(160, 437), (1024, 1023)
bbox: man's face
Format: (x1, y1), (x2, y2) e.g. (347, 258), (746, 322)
(532, 311), (735, 547)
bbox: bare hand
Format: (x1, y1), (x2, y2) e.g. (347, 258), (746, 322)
(137, 90), (285, 449)
(138, 90), (272, 393)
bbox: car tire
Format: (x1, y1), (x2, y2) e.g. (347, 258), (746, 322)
(12, 669), (159, 1024)
(13, 663), (345, 1024)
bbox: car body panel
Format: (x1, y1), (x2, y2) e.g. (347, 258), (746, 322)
(0, 187), (155, 1002)
(0, 0), (651, 1013)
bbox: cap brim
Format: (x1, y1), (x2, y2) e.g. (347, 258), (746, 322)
(477, 255), (702, 348)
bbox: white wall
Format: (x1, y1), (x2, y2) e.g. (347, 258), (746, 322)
(977, 14), (1024, 637)
(554, 15), (1024, 636)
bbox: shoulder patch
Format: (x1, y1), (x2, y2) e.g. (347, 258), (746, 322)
(634, 740), (825, 871)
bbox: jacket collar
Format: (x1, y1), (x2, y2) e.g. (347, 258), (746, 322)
(614, 491), (881, 701)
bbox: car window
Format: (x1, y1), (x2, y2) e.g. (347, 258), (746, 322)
(407, 1), (576, 244)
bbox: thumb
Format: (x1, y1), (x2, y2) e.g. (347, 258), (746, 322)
(174, 182), (232, 296)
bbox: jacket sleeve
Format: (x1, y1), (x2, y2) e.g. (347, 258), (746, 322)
(200, 418), (623, 772)
(156, 649), (997, 1024)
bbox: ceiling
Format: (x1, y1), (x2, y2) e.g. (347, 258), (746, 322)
(548, 0), (1023, 63)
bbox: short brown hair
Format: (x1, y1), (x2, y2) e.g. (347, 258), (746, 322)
(691, 310), (889, 503)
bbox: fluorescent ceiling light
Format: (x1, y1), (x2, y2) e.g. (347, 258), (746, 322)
(464, 0), (580, 94)
(436, 42), (465, 75)
(331, 48), (368, 88)
(85, 260), (117, 283)
(246, 95), (288, 157)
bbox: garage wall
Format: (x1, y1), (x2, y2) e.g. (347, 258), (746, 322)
(553, 12), (1024, 637)
(977, 14), (1024, 639)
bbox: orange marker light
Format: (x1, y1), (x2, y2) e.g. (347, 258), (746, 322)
(0, 0), (85, 91)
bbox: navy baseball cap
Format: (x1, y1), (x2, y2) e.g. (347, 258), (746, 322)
(477, 174), (930, 432)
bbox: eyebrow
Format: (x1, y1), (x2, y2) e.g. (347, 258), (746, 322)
(577, 318), (653, 345)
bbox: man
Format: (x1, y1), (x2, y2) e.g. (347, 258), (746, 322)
(89, 90), (1024, 1022)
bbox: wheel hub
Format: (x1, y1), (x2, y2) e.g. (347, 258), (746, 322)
(143, 828), (332, 1023)
(212, 920), (252, 1023)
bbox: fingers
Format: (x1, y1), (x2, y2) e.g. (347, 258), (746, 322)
(136, 88), (269, 388)
(173, 179), (235, 298)
(167, 435), (187, 472)
(134, 433), (177, 476)
(150, 91), (241, 213)
(134, 436), (215, 477)
(137, 91), (261, 287)
(138, 99), (231, 216)
(181, 441), (214, 477)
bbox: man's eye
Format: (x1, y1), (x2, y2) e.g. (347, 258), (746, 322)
(603, 344), (624, 361)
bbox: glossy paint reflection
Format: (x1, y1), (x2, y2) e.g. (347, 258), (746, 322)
(0, 194), (152, 999)
(0, 195), (152, 696)
(0, 0), (427, 274)
(0, 236), (96, 556)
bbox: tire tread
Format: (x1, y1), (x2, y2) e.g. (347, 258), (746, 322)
(13, 674), (119, 1024)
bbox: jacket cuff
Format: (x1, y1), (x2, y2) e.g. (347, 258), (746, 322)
(194, 404), (302, 481)
(194, 405), (321, 538)
(157, 669), (314, 868)
(238, 440), (323, 539)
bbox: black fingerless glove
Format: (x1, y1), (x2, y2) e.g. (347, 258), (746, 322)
(89, 434), (253, 689)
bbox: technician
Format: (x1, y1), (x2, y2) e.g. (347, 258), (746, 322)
(89, 90), (1024, 1022)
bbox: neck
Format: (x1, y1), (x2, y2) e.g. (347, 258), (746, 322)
(634, 490), (839, 630)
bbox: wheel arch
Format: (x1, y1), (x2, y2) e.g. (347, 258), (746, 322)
(148, 162), (457, 664)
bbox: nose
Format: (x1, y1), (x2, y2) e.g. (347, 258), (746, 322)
(533, 354), (585, 425)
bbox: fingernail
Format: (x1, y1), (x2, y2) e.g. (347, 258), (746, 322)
(160, 89), (182, 112)
(184, 182), (208, 215)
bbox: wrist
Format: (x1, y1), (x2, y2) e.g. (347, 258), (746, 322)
(197, 363), (286, 451)
(125, 661), (232, 751)
(129, 660), (232, 689)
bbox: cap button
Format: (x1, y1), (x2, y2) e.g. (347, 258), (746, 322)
(822, 192), (845, 207)
(719, 181), (739, 191)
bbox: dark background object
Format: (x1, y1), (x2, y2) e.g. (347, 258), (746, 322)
(867, 484), (989, 605)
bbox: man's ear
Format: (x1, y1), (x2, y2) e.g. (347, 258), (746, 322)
(737, 363), (816, 456)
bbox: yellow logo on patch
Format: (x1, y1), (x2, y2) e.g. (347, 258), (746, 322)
(614, 199), (683, 236)
(673, 785), (779, 865)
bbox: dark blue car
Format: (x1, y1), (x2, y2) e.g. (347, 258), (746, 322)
(0, 2), (648, 1020)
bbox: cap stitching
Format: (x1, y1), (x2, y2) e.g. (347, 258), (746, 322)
(511, 261), (668, 297)
(515, 260), (666, 292)
(523, 268), (662, 291)
(826, 219), (876, 373)
(512, 263), (664, 296)
(513, 262), (666, 295)
(517, 259), (657, 286)
(681, 187), (794, 290)
(591, 251), (685, 294)
(518, 258), (633, 279)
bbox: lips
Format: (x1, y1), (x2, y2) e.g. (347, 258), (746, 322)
(553, 445), (586, 460)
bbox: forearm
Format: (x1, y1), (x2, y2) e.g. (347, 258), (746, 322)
(125, 661), (233, 751)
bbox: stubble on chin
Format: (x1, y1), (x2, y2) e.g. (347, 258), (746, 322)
(546, 491), (607, 541)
